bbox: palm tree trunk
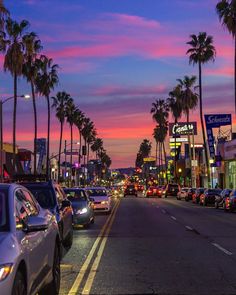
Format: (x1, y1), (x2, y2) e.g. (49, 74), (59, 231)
(155, 141), (157, 165)
(198, 61), (210, 185)
(58, 121), (63, 181)
(187, 111), (192, 186)
(70, 123), (73, 186)
(87, 143), (90, 164)
(78, 129), (82, 164)
(46, 95), (50, 180)
(174, 119), (177, 183)
(13, 72), (17, 174)
(163, 142), (167, 182)
(31, 79), (37, 175)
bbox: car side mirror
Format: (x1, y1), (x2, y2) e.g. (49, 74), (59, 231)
(23, 216), (49, 233)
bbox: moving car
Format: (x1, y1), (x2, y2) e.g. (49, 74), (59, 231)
(0, 183), (61, 295)
(146, 185), (164, 198)
(86, 187), (111, 213)
(192, 188), (205, 204)
(215, 189), (232, 209)
(177, 187), (189, 200)
(199, 189), (222, 206)
(19, 178), (73, 252)
(124, 184), (137, 197)
(163, 183), (180, 198)
(185, 188), (196, 201)
(64, 188), (94, 228)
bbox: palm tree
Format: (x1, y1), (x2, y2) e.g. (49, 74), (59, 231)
(22, 32), (42, 174)
(186, 32), (216, 183)
(65, 100), (76, 185)
(36, 55), (59, 178)
(91, 138), (103, 159)
(52, 91), (73, 180)
(167, 87), (183, 181)
(73, 108), (85, 164)
(216, 1), (236, 112)
(177, 75), (198, 185)
(150, 99), (169, 126)
(3, 18), (29, 172)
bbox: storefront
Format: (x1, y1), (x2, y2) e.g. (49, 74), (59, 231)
(223, 139), (236, 189)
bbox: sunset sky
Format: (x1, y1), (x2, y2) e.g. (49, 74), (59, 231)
(1, 0), (234, 168)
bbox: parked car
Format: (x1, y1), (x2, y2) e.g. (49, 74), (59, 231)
(192, 188), (205, 204)
(177, 187), (189, 200)
(19, 178), (73, 252)
(224, 190), (236, 212)
(163, 183), (180, 197)
(215, 189), (232, 209)
(185, 188), (196, 201)
(63, 188), (95, 228)
(199, 189), (222, 206)
(124, 184), (137, 197)
(0, 183), (61, 295)
(86, 187), (112, 213)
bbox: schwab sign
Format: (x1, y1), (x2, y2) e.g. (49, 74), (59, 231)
(204, 114), (232, 158)
(169, 122), (197, 136)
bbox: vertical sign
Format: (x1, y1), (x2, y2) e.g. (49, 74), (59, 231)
(204, 114), (232, 159)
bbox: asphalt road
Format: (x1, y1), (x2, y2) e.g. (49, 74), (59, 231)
(59, 194), (236, 295)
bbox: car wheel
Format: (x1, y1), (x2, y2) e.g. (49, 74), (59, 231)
(223, 202), (227, 212)
(203, 200), (207, 206)
(39, 244), (61, 295)
(12, 270), (26, 295)
(215, 202), (219, 209)
(165, 194), (167, 198)
(91, 217), (95, 224)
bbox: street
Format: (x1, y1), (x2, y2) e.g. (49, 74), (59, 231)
(59, 195), (236, 295)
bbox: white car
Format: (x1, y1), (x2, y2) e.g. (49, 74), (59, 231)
(86, 187), (111, 213)
(177, 187), (189, 200)
(0, 183), (61, 295)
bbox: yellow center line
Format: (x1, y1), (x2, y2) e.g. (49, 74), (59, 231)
(81, 200), (120, 295)
(68, 200), (120, 295)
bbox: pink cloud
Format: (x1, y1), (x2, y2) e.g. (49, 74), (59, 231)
(205, 66), (233, 77)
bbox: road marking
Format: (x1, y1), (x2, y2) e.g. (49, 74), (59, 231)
(82, 199), (120, 295)
(185, 226), (193, 231)
(212, 243), (233, 256)
(68, 200), (120, 295)
(161, 209), (166, 214)
(171, 216), (177, 221)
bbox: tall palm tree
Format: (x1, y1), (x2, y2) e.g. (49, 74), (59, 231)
(177, 75), (198, 185)
(65, 100), (76, 185)
(87, 127), (97, 164)
(216, 1), (236, 112)
(36, 55), (59, 178)
(73, 108), (85, 164)
(186, 32), (216, 183)
(52, 91), (73, 180)
(91, 138), (103, 159)
(167, 87), (183, 181)
(22, 32), (42, 174)
(3, 18), (29, 172)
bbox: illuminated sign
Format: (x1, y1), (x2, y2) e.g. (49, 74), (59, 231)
(169, 122), (197, 136)
(143, 157), (156, 162)
(170, 138), (188, 143)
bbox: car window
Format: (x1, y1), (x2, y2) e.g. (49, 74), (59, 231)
(55, 186), (65, 206)
(25, 187), (55, 209)
(0, 189), (8, 232)
(87, 189), (108, 196)
(64, 189), (87, 201)
(22, 189), (39, 216)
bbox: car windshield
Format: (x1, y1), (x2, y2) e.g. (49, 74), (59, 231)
(64, 189), (87, 202)
(24, 186), (56, 209)
(87, 189), (108, 197)
(0, 189), (8, 232)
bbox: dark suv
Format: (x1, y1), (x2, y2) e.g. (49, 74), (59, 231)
(164, 183), (180, 197)
(16, 177), (73, 254)
(124, 185), (137, 197)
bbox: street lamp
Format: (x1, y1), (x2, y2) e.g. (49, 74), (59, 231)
(0, 94), (30, 182)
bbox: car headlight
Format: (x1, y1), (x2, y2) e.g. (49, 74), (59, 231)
(0, 264), (12, 281)
(101, 201), (108, 205)
(76, 208), (88, 215)
(162, 191), (166, 193)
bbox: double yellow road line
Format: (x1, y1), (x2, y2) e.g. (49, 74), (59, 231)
(68, 199), (121, 295)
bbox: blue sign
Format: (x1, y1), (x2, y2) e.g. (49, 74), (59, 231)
(204, 114), (232, 128)
(204, 114), (232, 159)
